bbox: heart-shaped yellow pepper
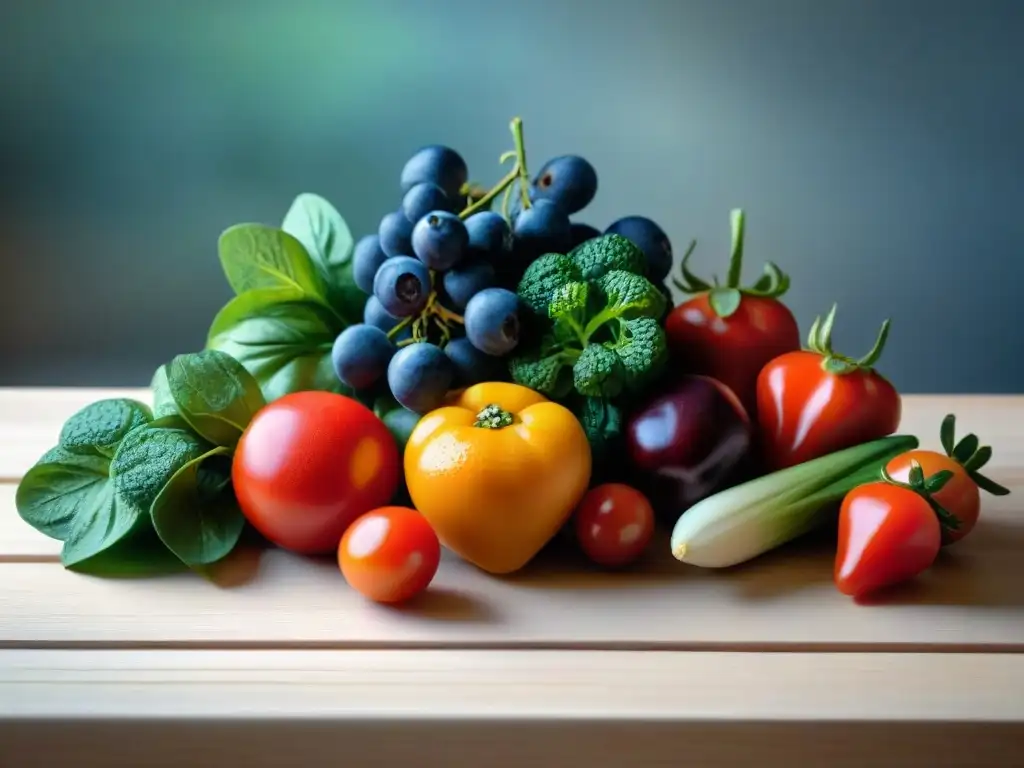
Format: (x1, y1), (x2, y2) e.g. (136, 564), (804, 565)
(404, 382), (592, 575)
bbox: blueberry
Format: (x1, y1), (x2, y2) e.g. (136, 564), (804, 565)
(465, 211), (512, 259)
(444, 337), (505, 386)
(352, 235), (389, 295)
(411, 210), (469, 271)
(442, 259), (496, 310)
(569, 222), (602, 249)
(605, 216), (673, 283)
(402, 182), (453, 222)
(463, 287), (521, 356)
(512, 199), (571, 256)
(363, 295), (412, 342)
(400, 145), (469, 200)
(387, 342), (455, 414)
(331, 323), (395, 391)
(373, 256), (431, 318)
(378, 210), (414, 258)
(529, 155), (598, 215)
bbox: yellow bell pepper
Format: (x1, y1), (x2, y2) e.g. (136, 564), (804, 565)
(404, 382), (592, 575)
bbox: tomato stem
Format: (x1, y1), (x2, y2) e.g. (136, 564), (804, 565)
(880, 460), (961, 533)
(936, 413), (1011, 496)
(806, 303), (892, 376)
(473, 403), (515, 429)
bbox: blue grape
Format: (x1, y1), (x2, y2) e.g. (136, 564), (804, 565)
(411, 211), (469, 271)
(444, 337), (505, 387)
(352, 235), (389, 295)
(331, 323), (395, 391)
(373, 256), (431, 318)
(387, 342), (455, 414)
(463, 287), (521, 356)
(442, 259), (496, 310)
(400, 145), (468, 200)
(604, 216), (674, 283)
(569, 222), (601, 249)
(465, 211), (512, 258)
(529, 155), (598, 215)
(512, 199), (571, 256)
(402, 182), (453, 222)
(378, 210), (414, 258)
(363, 295), (412, 340)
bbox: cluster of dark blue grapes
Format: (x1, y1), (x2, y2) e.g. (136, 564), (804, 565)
(330, 118), (675, 414)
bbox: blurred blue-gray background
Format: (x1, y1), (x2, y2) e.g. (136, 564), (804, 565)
(1, 0), (1021, 392)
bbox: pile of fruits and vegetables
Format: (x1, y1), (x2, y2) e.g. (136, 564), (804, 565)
(14, 117), (1011, 605)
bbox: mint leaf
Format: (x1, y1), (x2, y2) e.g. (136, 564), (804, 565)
(206, 288), (348, 403)
(16, 448), (147, 568)
(58, 398), (152, 458)
(166, 350), (266, 448)
(218, 223), (329, 302)
(282, 193), (365, 324)
(151, 447), (244, 567)
(150, 365), (178, 419)
(110, 423), (211, 519)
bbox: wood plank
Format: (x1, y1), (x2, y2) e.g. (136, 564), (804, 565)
(1, 650), (1022, 768)
(0, 485), (60, 560)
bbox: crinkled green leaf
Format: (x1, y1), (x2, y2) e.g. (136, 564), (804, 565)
(58, 398), (152, 458)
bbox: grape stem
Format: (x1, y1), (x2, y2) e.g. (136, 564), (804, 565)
(389, 271), (466, 349)
(458, 116), (532, 222)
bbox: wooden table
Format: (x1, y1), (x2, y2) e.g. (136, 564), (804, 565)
(0, 389), (1022, 767)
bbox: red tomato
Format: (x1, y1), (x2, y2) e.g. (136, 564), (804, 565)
(756, 304), (900, 471)
(573, 483), (655, 567)
(233, 391), (400, 555)
(885, 414), (1011, 545)
(835, 481), (941, 598)
(339, 506), (440, 604)
(666, 209), (800, 419)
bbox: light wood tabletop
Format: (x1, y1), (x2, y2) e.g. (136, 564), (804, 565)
(1, 388), (1022, 767)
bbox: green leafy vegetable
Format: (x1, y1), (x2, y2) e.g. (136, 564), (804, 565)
(151, 447), (244, 567)
(110, 422), (212, 515)
(150, 365), (179, 418)
(282, 192), (365, 324)
(206, 287), (346, 403)
(218, 223), (328, 301)
(165, 349), (265, 447)
(58, 398), (152, 458)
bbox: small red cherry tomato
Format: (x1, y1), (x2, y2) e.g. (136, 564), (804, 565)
(573, 483), (655, 567)
(834, 481), (941, 599)
(339, 506), (441, 604)
(233, 391), (400, 555)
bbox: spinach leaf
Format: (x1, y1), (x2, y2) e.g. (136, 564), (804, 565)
(109, 422), (211, 521)
(281, 193), (365, 324)
(165, 349), (266, 447)
(66, 523), (188, 578)
(58, 398), (152, 458)
(217, 223), (329, 303)
(16, 447), (148, 568)
(151, 447), (245, 567)
(150, 365), (179, 419)
(206, 287), (349, 403)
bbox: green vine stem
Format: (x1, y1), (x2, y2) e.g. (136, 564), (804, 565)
(880, 460), (962, 533)
(671, 208), (792, 318)
(387, 117), (533, 349)
(805, 303), (892, 376)
(937, 414), (1012, 496)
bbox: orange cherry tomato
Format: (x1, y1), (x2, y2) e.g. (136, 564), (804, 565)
(573, 483), (655, 568)
(834, 481), (941, 599)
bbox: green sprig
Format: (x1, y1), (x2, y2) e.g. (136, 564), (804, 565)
(805, 303), (892, 376)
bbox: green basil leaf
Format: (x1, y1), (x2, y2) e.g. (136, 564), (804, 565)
(282, 193), (365, 324)
(110, 423), (211, 520)
(58, 398), (152, 458)
(206, 289), (349, 403)
(166, 349), (266, 448)
(150, 365), (179, 419)
(217, 223), (329, 302)
(151, 447), (244, 567)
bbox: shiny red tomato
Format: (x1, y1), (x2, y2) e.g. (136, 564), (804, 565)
(233, 391), (400, 555)
(339, 506), (440, 604)
(573, 483), (655, 567)
(885, 414), (1011, 545)
(666, 209), (800, 419)
(756, 304), (900, 471)
(835, 480), (941, 598)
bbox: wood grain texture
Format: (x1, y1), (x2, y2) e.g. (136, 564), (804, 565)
(1, 388), (1022, 763)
